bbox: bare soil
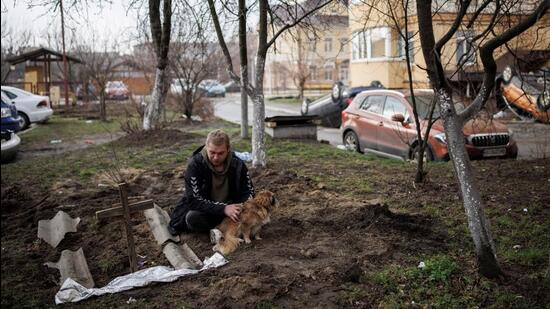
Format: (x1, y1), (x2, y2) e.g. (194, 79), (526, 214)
(1, 126), (549, 308)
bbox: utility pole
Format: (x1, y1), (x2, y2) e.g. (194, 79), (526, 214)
(60, 0), (70, 110)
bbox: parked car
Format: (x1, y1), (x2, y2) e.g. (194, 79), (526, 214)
(495, 66), (549, 123)
(341, 89), (518, 161)
(1, 85), (53, 130)
(76, 83), (97, 100)
(199, 79), (226, 97)
(301, 81), (385, 128)
(224, 80), (241, 93)
(1, 92), (21, 162)
(170, 78), (195, 95)
(105, 81), (129, 100)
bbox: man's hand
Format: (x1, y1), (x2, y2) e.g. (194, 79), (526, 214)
(224, 204), (241, 222)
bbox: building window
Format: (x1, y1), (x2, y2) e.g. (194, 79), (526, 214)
(340, 38), (347, 51)
(338, 65), (348, 81)
(397, 31), (414, 63)
(324, 38), (333, 53)
(309, 40), (316, 52)
(351, 27), (391, 61)
(456, 31), (476, 66)
(310, 65), (317, 81)
(324, 68), (333, 81)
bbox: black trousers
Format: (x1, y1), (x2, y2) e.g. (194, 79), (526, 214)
(169, 207), (225, 233)
(184, 210), (225, 232)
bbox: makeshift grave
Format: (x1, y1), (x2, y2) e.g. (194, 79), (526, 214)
(95, 182), (153, 272)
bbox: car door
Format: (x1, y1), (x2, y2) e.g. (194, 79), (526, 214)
(378, 95), (414, 158)
(354, 95), (386, 151)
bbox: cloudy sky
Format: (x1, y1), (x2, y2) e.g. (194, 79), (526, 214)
(1, 0), (141, 53)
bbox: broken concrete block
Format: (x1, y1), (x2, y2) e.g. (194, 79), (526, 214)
(38, 211), (81, 248)
(144, 204), (180, 245)
(45, 248), (95, 288)
(163, 242), (203, 270)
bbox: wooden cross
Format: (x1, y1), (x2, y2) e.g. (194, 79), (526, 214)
(95, 182), (154, 273)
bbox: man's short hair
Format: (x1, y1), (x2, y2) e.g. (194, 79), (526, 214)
(206, 129), (230, 148)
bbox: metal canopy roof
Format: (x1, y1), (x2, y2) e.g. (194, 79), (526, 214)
(6, 47), (83, 65)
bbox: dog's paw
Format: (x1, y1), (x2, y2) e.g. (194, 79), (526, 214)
(210, 229), (222, 245)
(237, 238), (245, 244)
(244, 238), (252, 244)
(254, 235), (263, 240)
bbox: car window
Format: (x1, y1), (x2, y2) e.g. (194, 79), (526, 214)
(383, 96), (409, 120)
(2, 90), (17, 100)
(360, 95), (385, 114)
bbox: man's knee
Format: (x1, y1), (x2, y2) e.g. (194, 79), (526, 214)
(185, 211), (224, 232)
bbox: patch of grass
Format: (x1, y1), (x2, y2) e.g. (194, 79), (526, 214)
(367, 255), (463, 308)
(19, 116), (121, 146)
(338, 285), (369, 306)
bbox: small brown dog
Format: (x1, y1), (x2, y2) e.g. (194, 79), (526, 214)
(212, 190), (278, 255)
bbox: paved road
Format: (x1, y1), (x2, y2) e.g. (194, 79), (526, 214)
(212, 93), (549, 160)
(212, 94), (342, 146)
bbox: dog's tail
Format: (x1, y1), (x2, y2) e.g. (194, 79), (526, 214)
(214, 234), (241, 255)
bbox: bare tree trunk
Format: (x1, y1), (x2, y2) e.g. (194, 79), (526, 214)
(439, 90), (502, 277)
(99, 92), (107, 121)
(144, 68), (167, 130)
(239, 0), (249, 139)
(251, 55), (267, 167)
(143, 0), (172, 131)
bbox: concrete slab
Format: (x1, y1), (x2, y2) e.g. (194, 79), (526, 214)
(144, 204), (180, 245)
(163, 242), (203, 270)
(265, 125), (318, 139)
(38, 211), (81, 248)
(45, 248), (95, 288)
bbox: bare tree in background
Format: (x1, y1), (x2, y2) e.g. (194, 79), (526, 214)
(208, 0), (335, 168)
(414, 0), (549, 277)
(1, 22), (34, 83)
(287, 33), (315, 100)
(74, 36), (122, 121)
(170, 2), (222, 119)
(143, 0), (172, 130)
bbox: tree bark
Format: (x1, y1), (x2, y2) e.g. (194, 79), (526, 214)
(252, 54), (267, 168)
(143, 0), (172, 131)
(144, 68), (167, 130)
(239, 0), (249, 139)
(99, 92), (107, 122)
(415, 0), (502, 278)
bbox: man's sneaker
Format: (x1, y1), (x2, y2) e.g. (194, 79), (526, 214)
(167, 225), (179, 236)
(210, 228), (222, 244)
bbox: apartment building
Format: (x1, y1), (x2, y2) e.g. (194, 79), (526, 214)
(265, 0), (350, 94)
(348, 0), (550, 93)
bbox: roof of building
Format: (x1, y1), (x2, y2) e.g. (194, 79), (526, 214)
(6, 47), (83, 65)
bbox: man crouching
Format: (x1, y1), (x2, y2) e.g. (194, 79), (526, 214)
(168, 129), (255, 238)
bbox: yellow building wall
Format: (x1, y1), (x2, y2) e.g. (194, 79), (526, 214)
(24, 66), (44, 93)
(348, 2), (550, 89)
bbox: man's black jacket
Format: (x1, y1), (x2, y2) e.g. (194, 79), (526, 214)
(169, 145), (255, 232)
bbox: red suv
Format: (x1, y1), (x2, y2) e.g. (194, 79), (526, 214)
(341, 89), (518, 161)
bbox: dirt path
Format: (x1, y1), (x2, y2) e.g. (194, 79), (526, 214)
(17, 132), (126, 159)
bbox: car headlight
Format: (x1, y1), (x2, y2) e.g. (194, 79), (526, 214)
(1, 107), (11, 118)
(507, 128), (514, 139)
(434, 133), (446, 144)
(502, 66), (512, 84)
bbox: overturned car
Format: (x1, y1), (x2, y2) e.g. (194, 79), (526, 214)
(495, 66), (550, 123)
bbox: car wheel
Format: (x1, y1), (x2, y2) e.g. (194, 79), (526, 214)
(18, 112), (30, 130)
(411, 144), (434, 162)
(331, 81), (344, 102)
(537, 90), (550, 112)
(301, 99), (309, 115)
(344, 131), (361, 153)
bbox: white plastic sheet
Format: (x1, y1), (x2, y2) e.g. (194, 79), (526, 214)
(55, 253), (228, 304)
